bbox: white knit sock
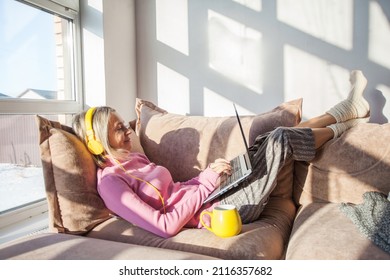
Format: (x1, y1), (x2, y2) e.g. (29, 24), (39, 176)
(328, 116), (369, 138)
(326, 70), (369, 122)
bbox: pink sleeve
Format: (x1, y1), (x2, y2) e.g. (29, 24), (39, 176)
(98, 171), (218, 238)
(182, 166), (220, 187)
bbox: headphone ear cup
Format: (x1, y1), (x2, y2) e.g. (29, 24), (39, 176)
(87, 139), (104, 155)
(84, 107), (104, 155)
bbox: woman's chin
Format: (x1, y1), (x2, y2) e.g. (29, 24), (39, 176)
(125, 143), (132, 152)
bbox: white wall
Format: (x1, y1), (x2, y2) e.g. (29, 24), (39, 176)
(135, 0), (390, 123)
(103, 0), (137, 121)
(80, 0), (106, 108)
(81, 0), (137, 121)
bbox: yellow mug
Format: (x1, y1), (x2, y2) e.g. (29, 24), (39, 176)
(200, 204), (242, 238)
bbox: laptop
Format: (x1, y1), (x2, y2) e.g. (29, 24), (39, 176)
(203, 104), (252, 204)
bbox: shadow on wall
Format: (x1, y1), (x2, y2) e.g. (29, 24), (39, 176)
(135, 0), (390, 123)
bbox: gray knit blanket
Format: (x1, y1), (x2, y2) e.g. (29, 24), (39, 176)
(339, 191), (390, 254)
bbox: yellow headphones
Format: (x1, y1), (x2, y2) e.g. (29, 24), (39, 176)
(85, 107), (105, 155)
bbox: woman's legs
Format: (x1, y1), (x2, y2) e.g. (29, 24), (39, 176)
(296, 113), (336, 129)
(296, 70), (370, 149)
(326, 70), (369, 122)
(296, 113), (336, 149)
(220, 127), (316, 223)
(311, 128), (334, 149)
(296, 114), (368, 149)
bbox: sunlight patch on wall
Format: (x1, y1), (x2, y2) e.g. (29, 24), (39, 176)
(284, 45), (350, 119)
(83, 29), (106, 107)
(203, 87), (254, 117)
(369, 1), (390, 70)
(156, 0), (189, 55)
(208, 10), (263, 94)
(157, 62), (189, 115)
(376, 84), (390, 121)
(232, 0), (262, 12)
(88, 0), (102, 12)
(277, 0), (353, 50)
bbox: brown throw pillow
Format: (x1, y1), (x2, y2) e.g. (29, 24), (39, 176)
(36, 116), (111, 234)
(36, 112), (145, 234)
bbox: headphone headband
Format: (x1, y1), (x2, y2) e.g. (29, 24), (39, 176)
(85, 107), (104, 155)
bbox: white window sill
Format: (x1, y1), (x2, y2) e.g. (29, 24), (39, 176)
(0, 200), (49, 245)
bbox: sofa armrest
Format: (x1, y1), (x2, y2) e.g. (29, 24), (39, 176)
(293, 123), (390, 205)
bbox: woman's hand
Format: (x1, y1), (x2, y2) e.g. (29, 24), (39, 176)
(210, 158), (232, 176)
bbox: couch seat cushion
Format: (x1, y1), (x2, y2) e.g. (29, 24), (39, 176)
(286, 203), (390, 260)
(87, 197), (296, 260)
(0, 233), (216, 260)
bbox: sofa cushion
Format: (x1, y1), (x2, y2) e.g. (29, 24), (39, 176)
(286, 203), (390, 259)
(135, 98), (302, 198)
(36, 116), (111, 234)
(294, 123), (390, 205)
(0, 233), (217, 260)
(87, 196), (296, 260)
(35, 115), (143, 234)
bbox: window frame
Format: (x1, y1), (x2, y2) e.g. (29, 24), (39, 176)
(0, 0), (83, 115)
(0, 0), (83, 240)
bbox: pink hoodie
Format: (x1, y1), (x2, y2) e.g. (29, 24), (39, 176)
(97, 152), (220, 238)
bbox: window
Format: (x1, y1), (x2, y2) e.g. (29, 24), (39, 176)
(0, 0), (82, 237)
(0, 0), (82, 113)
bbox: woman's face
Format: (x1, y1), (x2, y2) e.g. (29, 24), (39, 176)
(107, 111), (132, 152)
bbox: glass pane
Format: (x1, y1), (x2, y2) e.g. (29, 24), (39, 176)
(0, 0), (74, 101)
(0, 114), (71, 213)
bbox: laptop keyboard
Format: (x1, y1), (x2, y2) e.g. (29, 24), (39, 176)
(219, 157), (243, 187)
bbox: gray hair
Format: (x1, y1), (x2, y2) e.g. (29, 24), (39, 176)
(72, 106), (130, 167)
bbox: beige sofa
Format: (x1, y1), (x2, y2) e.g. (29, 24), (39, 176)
(1, 98), (389, 260)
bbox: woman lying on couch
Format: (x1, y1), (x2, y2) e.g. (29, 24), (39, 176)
(72, 70), (370, 238)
